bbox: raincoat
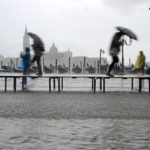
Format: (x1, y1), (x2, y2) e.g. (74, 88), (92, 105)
(109, 32), (123, 56)
(19, 48), (31, 85)
(19, 48), (31, 72)
(19, 57), (24, 71)
(135, 51), (145, 69)
(21, 50), (31, 67)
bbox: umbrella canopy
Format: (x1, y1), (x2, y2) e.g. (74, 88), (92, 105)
(116, 26), (138, 40)
(28, 32), (45, 51)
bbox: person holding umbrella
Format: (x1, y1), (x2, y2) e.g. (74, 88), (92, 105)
(31, 42), (43, 76)
(106, 26), (138, 77)
(106, 31), (124, 77)
(28, 32), (45, 76)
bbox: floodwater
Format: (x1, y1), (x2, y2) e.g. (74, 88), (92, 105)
(0, 76), (150, 149)
(0, 118), (150, 150)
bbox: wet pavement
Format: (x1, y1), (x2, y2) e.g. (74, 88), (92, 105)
(0, 92), (150, 119)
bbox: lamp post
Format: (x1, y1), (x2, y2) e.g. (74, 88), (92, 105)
(121, 37), (132, 73)
(99, 49), (105, 73)
(121, 37), (125, 72)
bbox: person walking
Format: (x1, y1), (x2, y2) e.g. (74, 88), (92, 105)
(20, 47), (31, 88)
(106, 31), (124, 77)
(21, 47), (31, 74)
(31, 42), (44, 76)
(135, 51), (146, 75)
(135, 51), (146, 89)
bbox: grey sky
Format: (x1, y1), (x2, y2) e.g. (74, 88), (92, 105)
(0, 0), (150, 65)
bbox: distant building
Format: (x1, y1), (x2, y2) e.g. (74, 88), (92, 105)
(1, 26), (29, 67)
(2, 57), (18, 67)
(43, 43), (72, 66)
(43, 43), (107, 68)
(0, 55), (4, 68)
(23, 26), (30, 51)
(0, 54), (4, 61)
(1, 32), (107, 70)
(72, 56), (107, 69)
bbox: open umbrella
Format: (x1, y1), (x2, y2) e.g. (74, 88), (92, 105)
(116, 26), (138, 40)
(28, 32), (45, 51)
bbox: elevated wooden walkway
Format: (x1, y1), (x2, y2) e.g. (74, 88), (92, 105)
(0, 73), (150, 93)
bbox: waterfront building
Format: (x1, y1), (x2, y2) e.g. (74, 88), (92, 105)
(72, 56), (107, 67)
(0, 54), (4, 61)
(23, 26), (30, 51)
(43, 43), (107, 68)
(43, 43), (72, 67)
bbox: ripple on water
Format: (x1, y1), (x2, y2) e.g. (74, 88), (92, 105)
(0, 118), (150, 150)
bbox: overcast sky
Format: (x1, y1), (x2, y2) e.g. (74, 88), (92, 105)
(0, 0), (150, 65)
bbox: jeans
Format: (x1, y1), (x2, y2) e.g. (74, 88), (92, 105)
(32, 56), (42, 74)
(22, 77), (27, 84)
(23, 63), (30, 74)
(107, 55), (119, 74)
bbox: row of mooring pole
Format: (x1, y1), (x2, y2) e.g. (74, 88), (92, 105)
(42, 56), (104, 73)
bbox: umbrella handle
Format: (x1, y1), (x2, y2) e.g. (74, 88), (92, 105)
(130, 38), (133, 43)
(125, 39), (132, 46)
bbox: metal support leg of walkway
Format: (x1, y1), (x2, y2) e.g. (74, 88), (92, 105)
(58, 77), (60, 92)
(148, 79), (150, 93)
(53, 78), (55, 90)
(131, 78), (134, 91)
(100, 78), (102, 91)
(91, 78), (94, 90)
(5, 77), (7, 92)
(139, 78), (142, 93)
(49, 78), (51, 92)
(93, 78), (96, 93)
(61, 78), (63, 90)
(13, 77), (16, 92)
(103, 78), (105, 93)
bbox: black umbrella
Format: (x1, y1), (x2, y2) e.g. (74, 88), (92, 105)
(116, 26), (138, 40)
(28, 32), (45, 51)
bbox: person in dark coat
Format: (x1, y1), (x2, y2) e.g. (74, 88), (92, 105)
(106, 31), (124, 76)
(31, 42), (43, 76)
